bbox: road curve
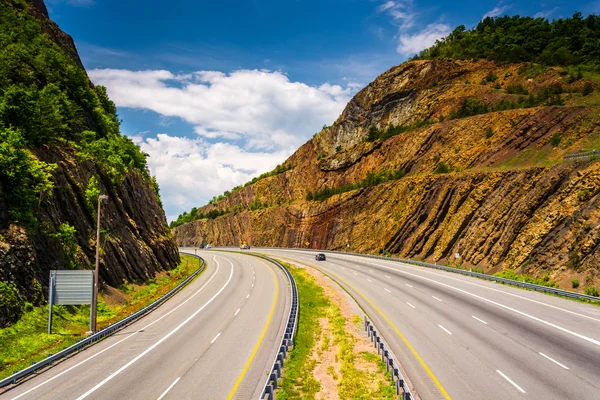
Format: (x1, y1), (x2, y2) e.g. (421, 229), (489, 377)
(1, 251), (290, 400)
(260, 248), (600, 400)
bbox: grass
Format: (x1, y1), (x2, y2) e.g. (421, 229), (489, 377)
(276, 263), (396, 399)
(0, 254), (201, 380)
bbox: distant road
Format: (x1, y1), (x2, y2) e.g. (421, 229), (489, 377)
(1, 251), (289, 400)
(260, 248), (600, 400)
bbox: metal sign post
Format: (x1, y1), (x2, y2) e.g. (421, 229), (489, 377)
(47, 270), (94, 334)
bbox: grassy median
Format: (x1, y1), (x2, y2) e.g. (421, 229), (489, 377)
(276, 262), (397, 400)
(0, 254), (201, 380)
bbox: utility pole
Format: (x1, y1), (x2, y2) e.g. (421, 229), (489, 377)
(91, 194), (108, 333)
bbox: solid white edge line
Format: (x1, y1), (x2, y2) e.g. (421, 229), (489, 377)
(406, 302), (416, 309)
(156, 377), (180, 400)
(438, 325), (452, 335)
(10, 257), (222, 400)
(472, 316), (488, 325)
(384, 288), (391, 293)
(368, 256), (600, 324)
(74, 258), (235, 400)
(496, 370), (526, 393)
(368, 260), (600, 347)
(432, 296), (442, 302)
(539, 352), (569, 370)
(234, 308), (240, 316)
(210, 333), (221, 344)
(405, 284), (413, 288)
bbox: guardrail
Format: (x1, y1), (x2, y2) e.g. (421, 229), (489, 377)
(563, 149), (598, 161)
(0, 254), (205, 389)
(364, 316), (413, 399)
(273, 248), (600, 302)
(254, 255), (299, 400)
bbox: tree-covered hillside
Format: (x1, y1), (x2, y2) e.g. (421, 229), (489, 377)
(416, 13), (600, 70)
(0, 0), (149, 224)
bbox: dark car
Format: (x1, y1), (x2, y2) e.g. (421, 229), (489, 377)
(315, 253), (326, 261)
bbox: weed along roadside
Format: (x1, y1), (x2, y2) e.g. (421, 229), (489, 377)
(275, 261), (398, 400)
(0, 254), (202, 381)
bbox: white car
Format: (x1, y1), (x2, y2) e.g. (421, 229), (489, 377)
(204, 244), (212, 249)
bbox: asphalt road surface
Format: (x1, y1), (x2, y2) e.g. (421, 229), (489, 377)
(1, 250), (289, 400)
(259, 248), (600, 400)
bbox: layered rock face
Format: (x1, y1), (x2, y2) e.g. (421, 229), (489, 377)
(0, 0), (179, 327)
(174, 59), (600, 290)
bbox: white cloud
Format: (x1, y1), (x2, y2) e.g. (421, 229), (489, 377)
(377, 1), (397, 12)
(377, 0), (415, 30)
(90, 68), (351, 150)
(483, 2), (511, 19)
(90, 68), (355, 220)
(135, 134), (292, 221)
(534, 7), (559, 19)
(397, 23), (451, 55)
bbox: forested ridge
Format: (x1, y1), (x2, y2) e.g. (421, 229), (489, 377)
(0, 0), (150, 225)
(416, 13), (600, 69)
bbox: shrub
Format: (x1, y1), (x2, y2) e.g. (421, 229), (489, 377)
(549, 133), (561, 147)
(485, 72), (498, 82)
(0, 282), (24, 328)
(506, 84), (529, 95)
(434, 163), (450, 174)
(49, 223), (79, 269)
(571, 279), (579, 288)
(582, 82), (594, 96)
(450, 98), (489, 119)
(485, 127), (494, 138)
(85, 175), (102, 210)
(585, 286), (599, 297)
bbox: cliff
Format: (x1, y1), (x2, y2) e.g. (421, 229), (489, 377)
(174, 58), (600, 291)
(0, 0), (179, 327)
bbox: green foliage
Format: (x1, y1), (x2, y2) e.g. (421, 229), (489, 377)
(49, 223), (78, 269)
(85, 175), (101, 210)
(0, 127), (55, 223)
(583, 82), (594, 95)
(169, 207), (229, 229)
(494, 269), (556, 287)
(243, 163), (293, 187)
(485, 72), (498, 82)
(485, 127), (494, 138)
(364, 119), (433, 142)
(307, 168), (405, 201)
(0, 282), (24, 328)
(572, 279), (580, 288)
(450, 98), (489, 119)
(577, 189), (593, 202)
(585, 286), (599, 297)
(415, 13), (600, 71)
(506, 84), (529, 95)
(0, 0), (149, 224)
(434, 162), (450, 174)
(550, 133), (562, 147)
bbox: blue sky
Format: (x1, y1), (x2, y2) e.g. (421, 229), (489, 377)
(46, 0), (598, 221)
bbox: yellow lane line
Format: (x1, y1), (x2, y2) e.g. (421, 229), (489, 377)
(296, 258), (452, 400)
(226, 259), (279, 400)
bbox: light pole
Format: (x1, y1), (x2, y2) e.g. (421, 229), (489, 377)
(91, 194), (108, 333)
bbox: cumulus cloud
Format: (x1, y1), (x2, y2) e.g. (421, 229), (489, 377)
(135, 134), (293, 221)
(377, 0), (415, 30)
(90, 68), (354, 220)
(397, 23), (451, 55)
(483, 2), (511, 19)
(90, 68), (351, 150)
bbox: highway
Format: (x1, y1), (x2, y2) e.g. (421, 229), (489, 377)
(1, 251), (290, 400)
(259, 248), (600, 400)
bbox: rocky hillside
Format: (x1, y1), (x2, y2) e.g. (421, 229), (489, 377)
(174, 53), (600, 291)
(0, 0), (179, 327)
